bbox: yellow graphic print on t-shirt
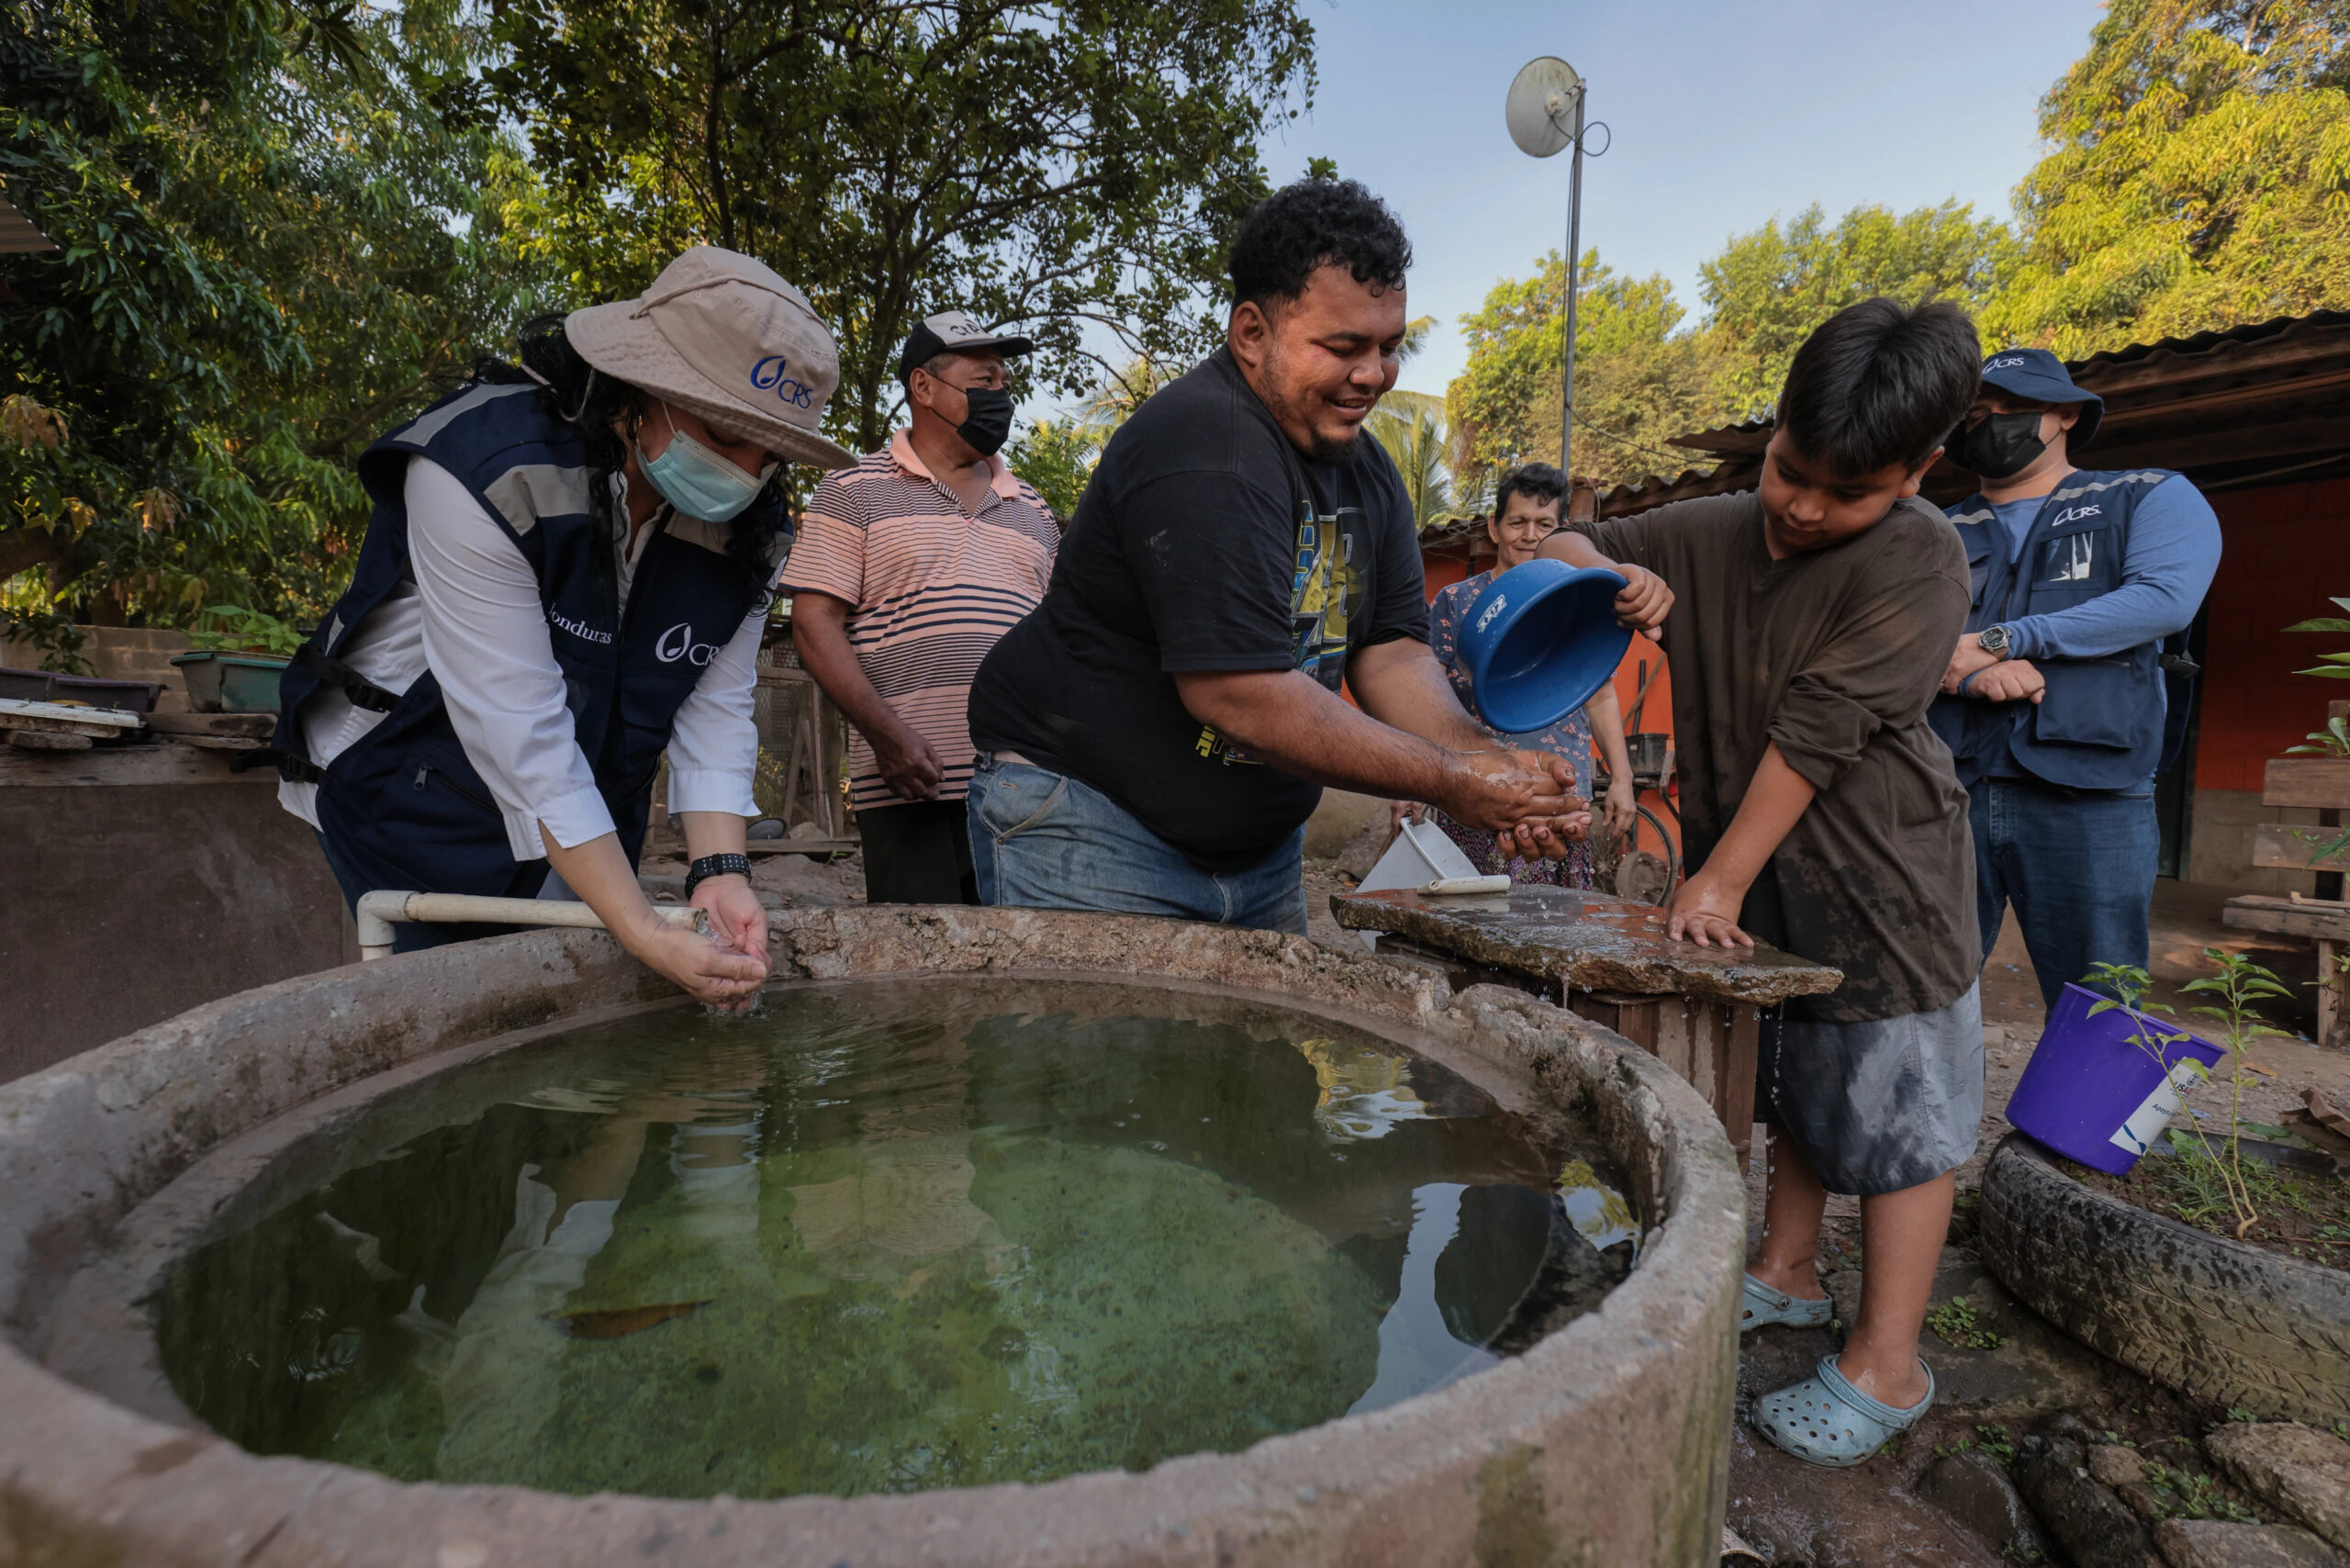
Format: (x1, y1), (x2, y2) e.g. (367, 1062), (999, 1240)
(1195, 506), (1360, 766)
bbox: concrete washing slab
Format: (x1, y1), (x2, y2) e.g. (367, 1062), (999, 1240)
(0, 906), (1745, 1567)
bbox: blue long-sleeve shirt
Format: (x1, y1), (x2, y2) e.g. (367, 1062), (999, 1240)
(1992, 474), (2221, 661)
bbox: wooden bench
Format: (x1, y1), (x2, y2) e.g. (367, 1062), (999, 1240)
(2223, 751), (2350, 1046)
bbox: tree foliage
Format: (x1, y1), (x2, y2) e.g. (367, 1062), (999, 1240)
(1, 0), (544, 647)
(1365, 389), (1451, 529)
(1699, 201), (2016, 415)
(1447, 251), (1733, 496)
(1985, 0), (2350, 356)
(488, 0), (1316, 454)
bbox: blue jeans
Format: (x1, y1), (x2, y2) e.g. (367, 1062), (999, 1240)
(965, 756), (1308, 935)
(1969, 777), (2158, 1009)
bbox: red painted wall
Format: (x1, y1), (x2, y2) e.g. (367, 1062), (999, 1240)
(2193, 477), (2350, 791)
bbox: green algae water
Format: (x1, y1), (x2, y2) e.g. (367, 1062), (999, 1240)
(157, 977), (1636, 1499)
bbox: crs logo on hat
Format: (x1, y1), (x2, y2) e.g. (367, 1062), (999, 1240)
(750, 355), (814, 409)
(1986, 355), (2029, 372)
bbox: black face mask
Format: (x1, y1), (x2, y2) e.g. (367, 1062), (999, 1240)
(950, 386), (1015, 457)
(1953, 410), (2047, 480)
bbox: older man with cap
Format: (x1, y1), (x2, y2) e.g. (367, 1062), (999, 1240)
(783, 309), (1060, 904)
(271, 246), (856, 1006)
(1930, 347), (2222, 1004)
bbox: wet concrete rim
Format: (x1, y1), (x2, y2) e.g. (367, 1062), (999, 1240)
(0, 906), (1746, 1567)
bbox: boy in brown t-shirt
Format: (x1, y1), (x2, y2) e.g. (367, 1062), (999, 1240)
(1541, 298), (1982, 1468)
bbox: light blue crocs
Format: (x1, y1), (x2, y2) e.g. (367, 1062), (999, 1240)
(1751, 1355), (1935, 1468)
(1740, 1272), (1833, 1332)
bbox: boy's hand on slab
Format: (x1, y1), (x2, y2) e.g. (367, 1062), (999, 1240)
(1965, 658), (2044, 703)
(1663, 870), (1755, 949)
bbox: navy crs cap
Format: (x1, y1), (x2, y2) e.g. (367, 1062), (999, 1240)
(898, 310), (1036, 383)
(1979, 347), (2103, 448)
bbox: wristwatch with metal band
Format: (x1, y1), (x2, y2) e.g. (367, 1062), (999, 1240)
(684, 852), (752, 899)
(1977, 623), (2013, 659)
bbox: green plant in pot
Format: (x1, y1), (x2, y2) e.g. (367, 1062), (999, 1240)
(171, 606), (305, 713)
(185, 606), (307, 657)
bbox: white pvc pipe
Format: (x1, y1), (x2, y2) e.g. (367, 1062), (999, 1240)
(355, 890), (706, 961)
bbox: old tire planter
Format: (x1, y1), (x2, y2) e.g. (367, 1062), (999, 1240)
(1979, 1133), (2350, 1422)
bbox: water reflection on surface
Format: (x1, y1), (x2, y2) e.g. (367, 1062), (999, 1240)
(159, 978), (1637, 1499)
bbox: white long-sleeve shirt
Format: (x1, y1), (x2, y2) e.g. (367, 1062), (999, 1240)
(279, 457), (771, 860)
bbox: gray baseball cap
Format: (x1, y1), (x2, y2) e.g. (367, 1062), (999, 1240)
(566, 247), (857, 470)
(898, 309), (1036, 382)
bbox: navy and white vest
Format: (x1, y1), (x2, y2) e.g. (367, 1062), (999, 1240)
(272, 381), (780, 899)
(1928, 468), (2177, 792)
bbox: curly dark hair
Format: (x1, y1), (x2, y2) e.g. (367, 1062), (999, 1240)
(1777, 298), (1981, 478)
(1227, 178), (1413, 312)
(472, 315), (790, 602)
(1494, 462), (1568, 521)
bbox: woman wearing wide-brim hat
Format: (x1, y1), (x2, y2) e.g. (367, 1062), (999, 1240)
(269, 247), (856, 1005)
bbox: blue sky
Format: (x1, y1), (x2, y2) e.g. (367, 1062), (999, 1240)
(1260, 0), (2108, 398)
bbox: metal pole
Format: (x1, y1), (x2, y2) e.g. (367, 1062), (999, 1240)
(1560, 84), (1586, 475)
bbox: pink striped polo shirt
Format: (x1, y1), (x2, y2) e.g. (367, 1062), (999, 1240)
(781, 431), (1058, 810)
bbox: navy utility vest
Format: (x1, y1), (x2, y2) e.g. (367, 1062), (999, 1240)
(1928, 468), (2177, 792)
(272, 380), (781, 900)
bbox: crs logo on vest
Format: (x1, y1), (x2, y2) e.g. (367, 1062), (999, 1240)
(750, 356), (815, 409)
(655, 622), (722, 667)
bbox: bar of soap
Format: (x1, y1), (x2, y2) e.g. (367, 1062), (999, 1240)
(1419, 875), (1513, 896)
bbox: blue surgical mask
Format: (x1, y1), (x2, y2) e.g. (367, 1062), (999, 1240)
(636, 404), (775, 521)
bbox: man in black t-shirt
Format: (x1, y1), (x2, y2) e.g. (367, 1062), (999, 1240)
(967, 179), (1611, 932)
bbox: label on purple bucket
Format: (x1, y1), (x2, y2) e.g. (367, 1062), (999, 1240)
(2109, 1060), (2205, 1158)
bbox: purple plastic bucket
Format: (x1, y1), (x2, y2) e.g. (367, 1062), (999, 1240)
(2007, 981), (2227, 1174)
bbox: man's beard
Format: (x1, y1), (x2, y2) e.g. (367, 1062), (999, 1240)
(1259, 351), (1360, 464)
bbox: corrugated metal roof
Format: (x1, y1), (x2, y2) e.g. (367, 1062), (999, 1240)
(2070, 308), (2350, 371)
(1596, 307), (2350, 512)
(0, 196), (57, 254)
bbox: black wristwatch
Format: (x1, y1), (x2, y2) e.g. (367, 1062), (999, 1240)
(685, 852), (752, 899)
(1977, 624), (2013, 659)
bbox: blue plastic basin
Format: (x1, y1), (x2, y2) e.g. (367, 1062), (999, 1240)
(1456, 561), (1632, 734)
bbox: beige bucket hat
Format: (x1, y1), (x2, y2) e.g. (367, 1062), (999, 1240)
(565, 246), (857, 471)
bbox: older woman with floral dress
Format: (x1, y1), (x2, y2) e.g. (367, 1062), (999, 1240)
(1397, 464), (1638, 887)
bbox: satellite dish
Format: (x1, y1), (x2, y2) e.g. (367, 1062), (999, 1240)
(1505, 56), (1583, 159)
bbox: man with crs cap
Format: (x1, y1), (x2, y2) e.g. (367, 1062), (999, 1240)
(1931, 347), (2221, 1002)
(783, 311), (1059, 904)
(270, 247), (857, 1008)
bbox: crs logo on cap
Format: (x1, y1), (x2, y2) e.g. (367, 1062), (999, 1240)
(1986, 355), (2029, 372)
(750, 355), (814, 409)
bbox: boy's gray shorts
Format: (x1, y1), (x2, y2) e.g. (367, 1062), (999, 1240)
(1756, 982), (1985, 1197)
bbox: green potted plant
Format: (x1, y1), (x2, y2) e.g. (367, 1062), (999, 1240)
(1980, 949), (2350, 1423)
(169, 606), (305, 714)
